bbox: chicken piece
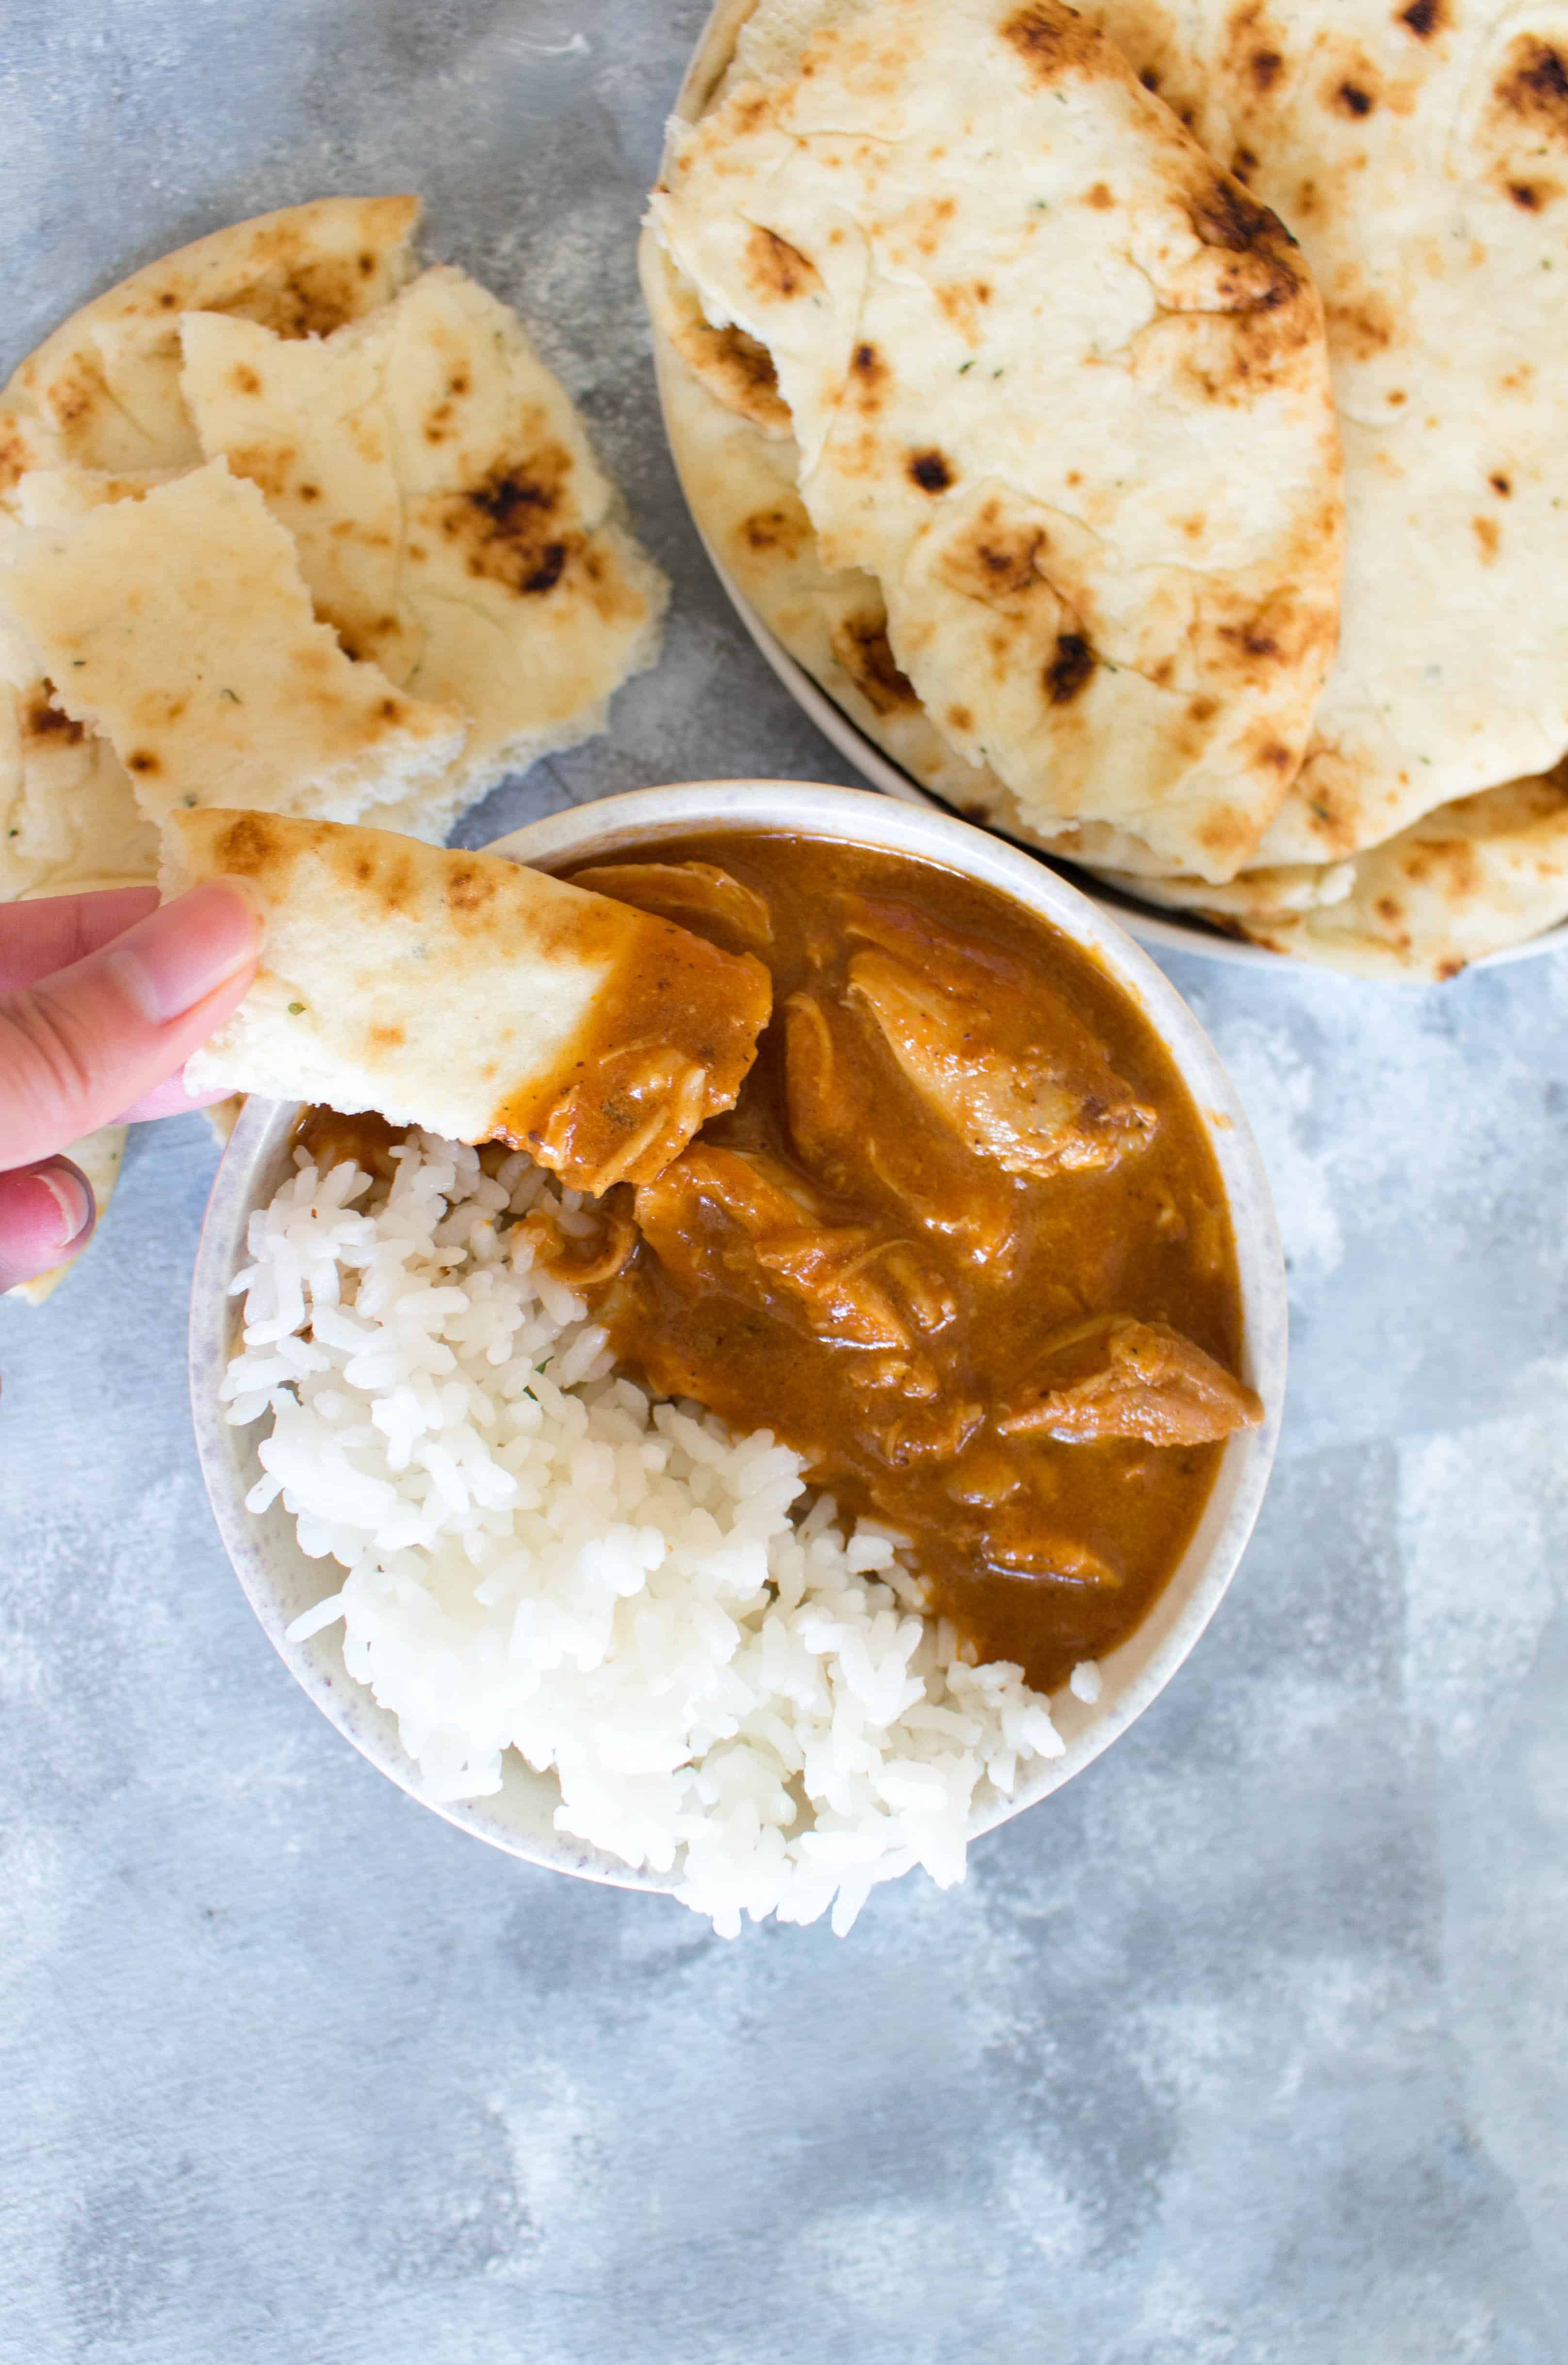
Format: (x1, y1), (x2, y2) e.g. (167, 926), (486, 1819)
(634, 1145), (916, 1353)
(783, 989), (1022, 1265)
(998, 1316), (1263, 1448)
(571, 861), (773, 955)
(848, 946), (1157, 1181)
(530, 1047), (717, 1196)
(975, 1507), (1121, 1587)
(517, 1193), (637, 1289)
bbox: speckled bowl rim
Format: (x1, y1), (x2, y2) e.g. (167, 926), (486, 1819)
(189, 780), (1288, 1898)
(650, 0), (1568, 982)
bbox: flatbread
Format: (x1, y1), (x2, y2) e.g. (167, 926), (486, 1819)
(0, 680), (156, 901)
(0, 470), (176, 899)
(651, 296), (1221, 876)
(0, 460), (468, 831)
(9, 1123), (128, 1306)
(1074, 0), (1568, 868)
(0, 196), (419, 489)
(178, 265), (668, 842)
(648, 0), (1343, 883)
(1094, 765), (1568, 978)
(163, 809), (773, 1192)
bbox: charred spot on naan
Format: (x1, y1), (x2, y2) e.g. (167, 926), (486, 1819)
(738, 500), (810, 559)
(658, 263), (792, 434)
(849, 341), (890, 410)
(1186, 170), (1306, 309)
(20, 690), (84, 747)
(908, 449), (954, 493)
(829, 607), (920, 715)
(743, 225), (822, 299)
(1397, 0), (1448, 37)
(443, 448), (581, 599)
(1045, 633), (1095, 705)
(1481, 33), (1568, 211)
(1000, 0), (1118, 81)
(937, 509), (1049, 601)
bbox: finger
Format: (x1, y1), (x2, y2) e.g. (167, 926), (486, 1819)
(0, 1156), (96, 1293)
(0, 881), (261, 1168)
(115, 1073), (238, 1125)
(0, 885), (162, 993)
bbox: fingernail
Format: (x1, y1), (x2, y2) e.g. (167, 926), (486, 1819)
(107, 880), (262, 1025)
(7, 1163), (94, 1252)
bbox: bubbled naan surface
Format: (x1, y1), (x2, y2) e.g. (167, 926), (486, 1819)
(650, 0), (1343, 883)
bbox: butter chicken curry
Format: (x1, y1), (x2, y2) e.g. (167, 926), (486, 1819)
(300, 829), (1260, 1695)
(545, 831), (1262, 1696)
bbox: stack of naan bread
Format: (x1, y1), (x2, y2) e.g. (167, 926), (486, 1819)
(0, 196), (668, 1295)
(642, 0), (1568, 979)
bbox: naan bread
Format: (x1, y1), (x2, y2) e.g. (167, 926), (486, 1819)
(0, 461), (467, 831)
(163, 810), (773, 1192)
(9, 1124), (128, 1306)
(178, 265), (668, 842)
(0, 681), (155, 902)
(1076, 0), (1568, 868)
(648, 0), (1343, 883)
(0, 196), (419, 489)
(1094, 765), (1568, 978)
(651, 298), (1222, 876)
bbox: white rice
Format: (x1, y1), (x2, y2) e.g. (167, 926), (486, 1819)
(222, 1132), (1084, 1936)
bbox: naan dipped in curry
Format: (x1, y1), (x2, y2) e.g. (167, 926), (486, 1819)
(163, 809), (772, 1193)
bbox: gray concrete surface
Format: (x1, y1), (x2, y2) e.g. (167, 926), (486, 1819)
(1, 4), (1565, 2358)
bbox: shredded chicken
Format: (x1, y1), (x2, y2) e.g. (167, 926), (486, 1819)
(569, 861), (774, 954)
(848, 945), (1158, 1181)
(518, 1195), (637, 1289)
(634, 1145), (918, 1354)
(784, 988), (1022, 1264)
(998, 1316), (1263, 1447)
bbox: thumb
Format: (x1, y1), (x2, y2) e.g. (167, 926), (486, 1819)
(0, 881), (261, 1169)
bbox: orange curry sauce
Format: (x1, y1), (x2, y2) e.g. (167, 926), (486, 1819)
(563, 831), (1258, 1694)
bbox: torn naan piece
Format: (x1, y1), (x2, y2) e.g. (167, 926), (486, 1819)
(0, 680), (156, 901)
(0, 470), (182, 899)
(1076, 0), (1568, 869)
(162, 810), (773, 1192)
(0, 196), (419, 490)
(1094, 766), (1568, 979)
(0, 460), (467, 830)
(647, 0), (1343, 884)
(178, 264), (668, 842)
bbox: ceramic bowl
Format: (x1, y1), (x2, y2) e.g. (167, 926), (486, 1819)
(188, 780), (1288, 1900)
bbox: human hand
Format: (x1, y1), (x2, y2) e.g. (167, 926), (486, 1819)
(0, 882), (261, 1292)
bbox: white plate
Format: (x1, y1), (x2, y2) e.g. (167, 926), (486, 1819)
(654, 0), (1568, 980)
(189, 781), (1287, 1903)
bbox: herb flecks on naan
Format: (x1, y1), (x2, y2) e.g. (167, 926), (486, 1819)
(0, 196), (419, 488)
(1077, 0), (1568, 871)
(649, 0), (1343, 883)
(180, 266), (668, 844)
(163, 810), (773, 1193)
(0, 460), (467, 831)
